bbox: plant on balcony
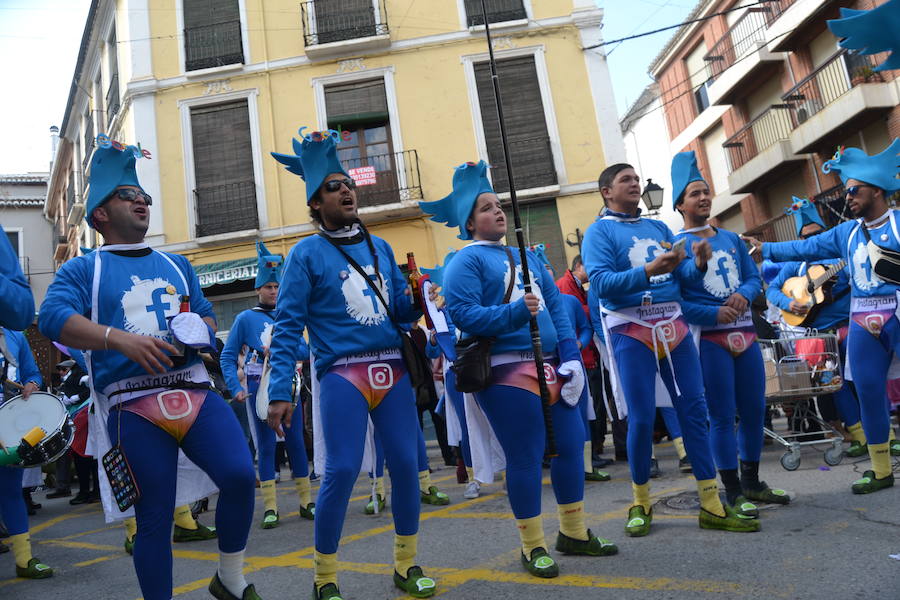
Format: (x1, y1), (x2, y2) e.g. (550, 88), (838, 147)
(851, 65), (884, 86)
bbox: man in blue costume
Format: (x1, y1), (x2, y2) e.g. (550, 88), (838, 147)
(221, 241), (315, 529)
(744, 140), (900, 494)
(268, 128), (437, 600)
(38, 141), (261, 600)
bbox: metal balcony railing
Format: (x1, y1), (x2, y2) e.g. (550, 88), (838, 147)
(342, 149), (422, 209)
(106, 73), (120, 123)
(185, 20), (244, 71)
(194, 180), (258, 238)
(487, 136), (558, 194)
(464, 0), (527, 27)
(66, 177), (75, 214)
(782, 50), (883, 126)
(815, 184), (851, 228)
(722, 105), (794, 172)
(703, 2), (791, 79)
(743, 212), (798, 243)
(82, 117), (94, 171)
(300, 0), (388, 46)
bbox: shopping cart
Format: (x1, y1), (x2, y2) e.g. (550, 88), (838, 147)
(759, 331), (846, 471)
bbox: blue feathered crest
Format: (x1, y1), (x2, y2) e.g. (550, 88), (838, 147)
(420, 161), (495, 240)
(255, 241), (284, 288)
(827, 0), (900, 72)
(784, 196), (825, 236)
(271, 127), (350, 204)
(822, 139), (900, 193)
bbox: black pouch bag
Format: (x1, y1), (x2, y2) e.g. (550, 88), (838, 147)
(451, 246), (516, 393)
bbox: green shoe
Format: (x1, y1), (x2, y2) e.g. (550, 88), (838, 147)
(312, 582), (343, 600)
(299, 502), (316, 520)
(555, 528), (618, 556)
(173, 521), (217, 542)
(261, 509), (279, 529)
(845, 440), (868, 458)
(624, 505), (652, 537)
(699, 504), (760, 532)
(420, 486), (450, 505)
(393, 565), (437, 598)
(208, 572), (262, 600)
(16, 557), (53, 579)
(891, 439), (900, 457)
(743, 482), (791, 505)
(520, 547), (559, 578)
(851, 470), (895, 494)
(585, 469), (611, 482)
(364, 493), (385, 515)
(730, 495), (759, 519)
(124, 535), (134, 555)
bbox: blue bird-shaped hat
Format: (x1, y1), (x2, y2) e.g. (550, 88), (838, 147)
(785, 197), (826, 236)
(530, 244), (555, 276)
(671, 151), (707, 208)
(421, 250), (458, 288)
(760, 260), (782, 286)
(86, 145), (143, 228)
(255, 241), (283, 288)
(420, 161), (495, 240)
(822, 139), (900, 194)
(827, 0), (900, 72)
(271, 128), (351, 204)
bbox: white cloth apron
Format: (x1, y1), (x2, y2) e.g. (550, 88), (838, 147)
(442, 360), (463, 447)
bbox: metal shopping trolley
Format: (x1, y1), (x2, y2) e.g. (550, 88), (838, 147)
(759, 331), (846, 471)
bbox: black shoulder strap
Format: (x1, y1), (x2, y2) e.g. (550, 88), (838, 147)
(501, 246), (516, 304)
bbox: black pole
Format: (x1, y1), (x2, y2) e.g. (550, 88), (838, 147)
(479, 0), (556, 458)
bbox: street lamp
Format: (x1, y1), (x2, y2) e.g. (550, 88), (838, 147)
(641, 178), (664, 213)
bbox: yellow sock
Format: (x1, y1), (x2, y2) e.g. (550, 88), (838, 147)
(516, 515), (546, 556)
(697, 478), (725, 517)
(375, 476), (385, 498)
(393, 533), (418, 576)
(557, 501), (589, 541)
(260, 479), (278, 513)
(869, 442), (892, 479)
(313, 551), (338, 589)
(847, 422), (867, 445)
(173, 504), (197, 530)
(583, 442), (592, 474)
(124, 516), (137, 541)
(418, 470), (432, 493)
(673, 437), (687, 460)
(632, 481), (651, 512)
(890, 428), (896, 441)
(295, 476), (311, 507)
(466, 467), (474, 482)
(10, 532), (32, 568)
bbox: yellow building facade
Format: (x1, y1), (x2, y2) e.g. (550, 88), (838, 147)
(51, 0), (624, 331)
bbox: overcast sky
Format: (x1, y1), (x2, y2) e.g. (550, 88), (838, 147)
(0, 0), (695, 174)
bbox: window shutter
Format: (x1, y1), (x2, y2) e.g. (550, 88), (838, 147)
(474, 56), (556, 192)
(465, 0), (526, 27)
(183, 0), (240, 29)
(325, 80), (389, 124)
(183, 0), (243, 70)
(504, 200), (567, 276)
(312, 0), (376, 45)
(190, 99), (258, 236)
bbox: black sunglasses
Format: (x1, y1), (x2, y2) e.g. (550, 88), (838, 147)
(846, 184), (876, 198)
(113, 188), (153, 205)
(322, 178), (356, 193)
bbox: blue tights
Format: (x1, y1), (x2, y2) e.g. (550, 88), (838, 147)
(611, 334), (716, 485)
(316, 371), (420, 554)
(108, 391), (256, 600)
(659, 406), (682, 440)
(846, 319), (899, 445)
(247, 377), (308, 481)
(476, 374), (584, 519)
(0, 466), (27, 536)
(445, 370), (472, 468)
(699, 340), (766, 470)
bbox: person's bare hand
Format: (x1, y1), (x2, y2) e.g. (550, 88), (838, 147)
(717, 305), (740, 324)
(267, 401), (293, 437)
(692, 240), (712, 270)
(108, 329), (177, 374)
(233, 390), (248, 403)
(21, 381), (38, 399)
(427, 284), (445, 310)
(524, 293), (540, 316)
(741, 235), (763, 254)
(789, 300), (809, 316)
(645, 251), (682, 277)
(724, 293), (749, 313)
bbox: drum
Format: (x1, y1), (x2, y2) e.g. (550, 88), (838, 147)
(0, 392), (74, 467)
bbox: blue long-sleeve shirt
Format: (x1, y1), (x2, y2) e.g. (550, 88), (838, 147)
(220, 306), (275, 395)
(582, 214), (705, 312)
(443, 242), (579, 362)
(0, 225), (34, 330)
(765, 260), (851, 330)
(1, 328), (42, 391)
(676, 228), (761, 326)
(561, 293), (591, 350)
(267, 232), (421, 401)
(587, 285), (605, 345)
(762, 213), (900, 299)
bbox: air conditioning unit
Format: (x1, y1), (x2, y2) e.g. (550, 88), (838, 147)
(796, 99), (824, 124)
(67, 201), (85, 226)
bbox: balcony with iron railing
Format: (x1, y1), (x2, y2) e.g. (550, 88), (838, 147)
(766, 0), (836, 52)
(703, 5), (788, 106)
(782, 49), (898, 153)
(194, 180), (258, 238)
(300, 0), (389, 58)
(742, 211), (798, 243)
(464, 0), (527, 27)
(106, 73), (120, 123)
(722, 105), (808, 193)
(184, 20), (244, 72)
(344, 149), (422, 210)
(486, 137), (558, 195)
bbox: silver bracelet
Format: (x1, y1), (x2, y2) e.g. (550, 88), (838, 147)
(104, 326), (112, 351)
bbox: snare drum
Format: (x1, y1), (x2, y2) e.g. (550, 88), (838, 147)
(0, 392), (74, 467)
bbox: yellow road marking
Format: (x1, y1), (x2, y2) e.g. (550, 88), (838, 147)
(74, 554), (123, 567)
(30, 504), (99, 535)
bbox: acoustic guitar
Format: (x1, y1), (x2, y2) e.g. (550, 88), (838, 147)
(780, 261), (847, 327)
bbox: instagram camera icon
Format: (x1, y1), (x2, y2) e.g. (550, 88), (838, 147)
(865, 313), (884, 335)
(543, 363), (558, 384)
(726, 332), (746, 355)
(658, 323), (677, 344)
(368, 363), (394, 390)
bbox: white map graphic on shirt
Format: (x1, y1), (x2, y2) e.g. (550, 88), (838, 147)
(259, 322), (274, 348)
(121, 275), (180, 339)
(627, 236), (670, 284)
(703, 249), (739, 298)
(852, 242), (882, 291)
(341, 264), (389, 326)
(503, 264), (546, 311)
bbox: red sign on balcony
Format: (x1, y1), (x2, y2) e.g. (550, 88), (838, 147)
(349, 166), (377, 186)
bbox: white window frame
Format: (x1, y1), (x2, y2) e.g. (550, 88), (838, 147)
(311, 67), (412, 208)
(461, 45), (567, 188)
(5, 227), (23, 259)
(176, 0), (250, 76)
(456, 0), (531, 31)
(177, 88), (267, 240)
(307, 0), (385, 42)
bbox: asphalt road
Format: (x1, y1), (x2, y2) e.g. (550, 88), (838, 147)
(3, 430), (899, 600)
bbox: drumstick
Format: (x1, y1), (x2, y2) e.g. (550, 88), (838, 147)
(4, 380), (24, 390)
